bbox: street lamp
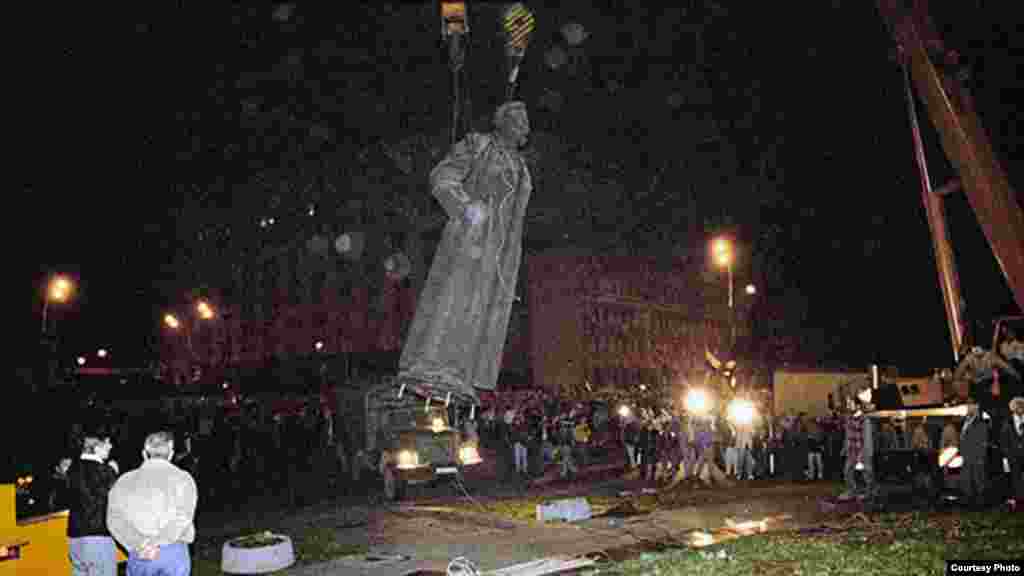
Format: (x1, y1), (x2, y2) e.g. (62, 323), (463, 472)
(163, 314), (181, 330)
(711, 237), (733, 309)
(41, 274), (75, 334)
(97, 349), (108, 359)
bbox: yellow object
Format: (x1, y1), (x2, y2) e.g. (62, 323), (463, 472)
(0, 484), (126, 576)
(574, 422), (591, 444)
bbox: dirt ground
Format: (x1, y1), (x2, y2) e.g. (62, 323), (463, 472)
(262, 471), (843, 576)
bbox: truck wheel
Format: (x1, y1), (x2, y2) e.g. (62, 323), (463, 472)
(383, 466), (404, 501)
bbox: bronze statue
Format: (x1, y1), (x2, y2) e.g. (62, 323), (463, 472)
(398, 102), (532, 405)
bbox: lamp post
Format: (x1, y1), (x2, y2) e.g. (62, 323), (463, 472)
(712, 237), (733, 309)
(711, 237), (735, 347)
(40, 274), (74, 391)
(41, 275), (74, 335)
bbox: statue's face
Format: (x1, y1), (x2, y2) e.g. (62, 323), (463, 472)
(499, 109), (530, 148)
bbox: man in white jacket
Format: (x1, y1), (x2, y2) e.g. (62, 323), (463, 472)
(107, 431), (198, 576)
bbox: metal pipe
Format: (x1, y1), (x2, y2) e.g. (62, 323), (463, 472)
(901, 58), (966, 361)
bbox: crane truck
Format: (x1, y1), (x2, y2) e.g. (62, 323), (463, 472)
(857, 0), (1024, 507)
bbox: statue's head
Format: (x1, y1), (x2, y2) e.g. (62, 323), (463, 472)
(494, 101), (529, 148)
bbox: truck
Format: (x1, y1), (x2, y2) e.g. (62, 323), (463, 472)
(334, 376), (482, 501)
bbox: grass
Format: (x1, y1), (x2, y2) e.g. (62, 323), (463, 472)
(191, 523), (369, 576)
(596, 510), (1024, 576)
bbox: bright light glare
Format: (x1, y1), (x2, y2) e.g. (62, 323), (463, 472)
(431, 417), (446, 433)
(196, 300), (215, 320)
(314, 340), (324, 351)
(686, 388), (711, 414)
(97, 349), (108, 358)
(745, 284), (757, 295)
(48, 275), (74, 302)
(164, 314), (181, 330)
(938, 446), (962, 468)
(397, 450), (419, 469)
(712, 237), (732, 268)
(618, 405), (631, 418)
(728, 399), (756, 425)
(76, 356), (86, 366)
(459, 444), (482, 465)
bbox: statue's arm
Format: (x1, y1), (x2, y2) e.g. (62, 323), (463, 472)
(429, 134), (480, 219)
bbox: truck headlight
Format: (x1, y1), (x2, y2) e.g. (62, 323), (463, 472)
(727, 399), (756, 425)
(458, 444), (482, 465)
(397, 450), (420, 469)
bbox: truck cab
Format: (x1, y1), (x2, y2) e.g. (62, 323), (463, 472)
(335, 378), (482, 501)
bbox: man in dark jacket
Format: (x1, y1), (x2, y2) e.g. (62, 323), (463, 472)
(960, 402), (990, 509)
(639, 421), (659, 482)
(1001, 396), (1024, 509)
(67, 435), (120, 576)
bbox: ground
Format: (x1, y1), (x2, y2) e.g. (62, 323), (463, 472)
(191, 448), (861, 576)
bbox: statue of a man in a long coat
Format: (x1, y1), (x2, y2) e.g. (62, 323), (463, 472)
(398, 102), (532, 405)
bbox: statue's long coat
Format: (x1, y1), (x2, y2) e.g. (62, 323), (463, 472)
(397, 132), (532, 404)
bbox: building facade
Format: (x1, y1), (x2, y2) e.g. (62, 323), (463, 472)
(527, 254), (750, 400)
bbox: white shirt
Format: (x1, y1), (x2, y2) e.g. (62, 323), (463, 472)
(107, 458), (198, 551)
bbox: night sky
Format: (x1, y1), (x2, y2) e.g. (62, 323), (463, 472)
(24, 2), (1022, 377)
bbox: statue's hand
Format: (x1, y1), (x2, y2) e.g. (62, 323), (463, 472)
(466, 202), (488, 227)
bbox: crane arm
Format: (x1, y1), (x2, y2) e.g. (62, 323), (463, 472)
(877, 0), (1024, 336)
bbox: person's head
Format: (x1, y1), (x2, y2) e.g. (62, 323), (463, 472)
(142, 431), (175, 461)
(1010, 396), (1024, 416)
(494, 101), (529, 148)
(82, 435), (112, 461)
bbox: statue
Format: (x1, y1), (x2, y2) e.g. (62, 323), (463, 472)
(397, 102), (532, 405)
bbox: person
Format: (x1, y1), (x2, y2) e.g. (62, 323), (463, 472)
(841, 385), (876, 500)
(1001, 396), (1024, 510)
(511, 414), (529, 477)
(68, 436), (119, 576)
(48, 456), (73, 511)
(637, 420), (653, 481)
(733, 415), (755, 481)
(793, 414), (810, 481)
(622, 418), (639, 469)
(911, 422), (931, 451)
(807, 420), (825, 481)
(107, 431), (198, 576)
(573, 414), (592, 469)
(397, 101), (533, 405)
(999, 328), (1024, 368)
(723, 421), (740, 479)
(558, 412), (578, 481)
(959, 402), (990, 509)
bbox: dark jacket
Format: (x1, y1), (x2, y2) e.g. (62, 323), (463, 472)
(66, 458), (118, 538)
(1003, 416), (1024, 461)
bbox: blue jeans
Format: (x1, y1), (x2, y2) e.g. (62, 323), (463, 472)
(70, 536), (117, 576)
(127, 542), (190, 576)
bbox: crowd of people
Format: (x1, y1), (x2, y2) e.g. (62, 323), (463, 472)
(473, 388), (851, 488)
